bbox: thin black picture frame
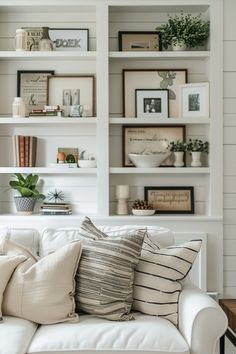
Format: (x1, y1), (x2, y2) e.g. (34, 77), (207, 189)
(135, 88), (169, 118)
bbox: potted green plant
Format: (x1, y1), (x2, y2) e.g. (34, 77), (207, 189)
(157, 12), (210, 51)
(187, 139), (209, 167)
(9, 173), (45, 215)
(169, 140), (187, 167)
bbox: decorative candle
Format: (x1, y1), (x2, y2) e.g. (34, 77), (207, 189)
(15, 29), (27, 51)
(116, 185), (129, 215)
(116, 185), (129, 199)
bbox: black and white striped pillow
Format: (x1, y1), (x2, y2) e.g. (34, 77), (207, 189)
(75, 217), (146, 321)
(132, 239), (202, 326)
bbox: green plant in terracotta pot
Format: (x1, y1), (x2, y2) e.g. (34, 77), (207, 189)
(9, 173), (45, 215)
(157, 12), (210, 51)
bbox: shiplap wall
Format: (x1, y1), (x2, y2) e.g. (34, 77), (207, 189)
(223, 0), (236, 297)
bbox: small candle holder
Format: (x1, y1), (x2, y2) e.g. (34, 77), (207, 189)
(116, 185), (129, 215)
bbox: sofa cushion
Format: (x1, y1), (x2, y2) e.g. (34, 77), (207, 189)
(0, 316), (37, 354)
(75, 217), (146, 321)
(0, 255), (26, 321)
(2, 240), (82, 324)
(133, 240), (202, 326)
(27, 313), (189, 354)
(0, 227), (39, 255)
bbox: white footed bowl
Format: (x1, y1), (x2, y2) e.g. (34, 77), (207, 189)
(78, 160), (97, 168)
(132, 209), (155, 216)
(128, 153), (171, 168)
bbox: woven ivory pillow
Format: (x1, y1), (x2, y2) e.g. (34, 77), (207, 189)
(75, 217), (145, 321)
(133, 239), (202, 326)
(0, 255), (26, 321)
(2, 239), (82, 324)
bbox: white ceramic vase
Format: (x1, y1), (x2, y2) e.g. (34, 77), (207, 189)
(173, 151), (184, 167)
(191, 151), (202, 167)
(172, 39), (187, 51)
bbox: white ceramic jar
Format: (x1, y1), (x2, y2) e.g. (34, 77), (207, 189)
(12, 97), (26, 118)
(15, 29), (27, 51)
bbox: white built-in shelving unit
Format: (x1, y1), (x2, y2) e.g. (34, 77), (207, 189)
(0, 0), (224, 295)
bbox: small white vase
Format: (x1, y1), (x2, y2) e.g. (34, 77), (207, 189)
(173, 151), (184, 167)
(191, 151), (202, 167)
(172, 40), (187, 51)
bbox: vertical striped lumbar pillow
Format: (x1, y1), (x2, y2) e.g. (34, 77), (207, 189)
(132, 239), (202, 326)
(75, 217), (146, 321)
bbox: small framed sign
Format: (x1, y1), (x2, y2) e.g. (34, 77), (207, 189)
(48, 28), (89, 51)
(144, 186), (195, 214)
(118, 31), (161, 51)
(135, 89), (169, 118)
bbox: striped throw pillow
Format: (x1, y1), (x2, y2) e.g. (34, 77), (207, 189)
(75, 217), (146, 321)
(133, 239), (202, 326)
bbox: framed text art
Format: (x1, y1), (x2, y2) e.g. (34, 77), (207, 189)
(122, 125), (185, 167)
(17, 70), (54, 116)
(144, 186), (195, 214)
(123, 69), (187, 118)
(48, 28), (89, 51)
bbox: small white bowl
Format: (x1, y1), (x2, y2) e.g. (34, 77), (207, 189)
(132, 209), (155, 216)
(128, 153), (171, 168)
(78, 160), (97, 168)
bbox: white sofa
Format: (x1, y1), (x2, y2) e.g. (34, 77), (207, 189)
(0, 225), (228, 354)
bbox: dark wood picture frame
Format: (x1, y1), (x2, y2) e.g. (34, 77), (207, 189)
(135, 89), (169, 118)
(118, 31), (162, 51)
(144, 186), (195, 214)
(17, 70), (55, 116)
(122, 124), (186, 167)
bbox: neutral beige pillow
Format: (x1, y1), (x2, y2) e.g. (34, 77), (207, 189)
(0, 255), (26, 321)
(2, 239), (82, 325)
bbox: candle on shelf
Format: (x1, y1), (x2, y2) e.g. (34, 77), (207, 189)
(116, 185), (129, 215)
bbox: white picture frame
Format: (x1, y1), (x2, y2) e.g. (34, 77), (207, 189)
(48, 28), (89, 51)
(135, 89), (169, 118)
(180, 82), (210, 118)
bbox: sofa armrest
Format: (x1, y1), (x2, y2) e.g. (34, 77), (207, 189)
(179, 280), (228, 354)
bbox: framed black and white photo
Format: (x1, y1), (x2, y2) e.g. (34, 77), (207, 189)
(180, 83), (209, 118)
(123, 125), (185, 167)
(47, 75), (95, 117)
(48, 28), (89, 51)
(144, 186), (194, 214)
(135, 89), (169, 118)
(123, 69), (187, 118)
(118, 31), (161, 51)
(17, 70), (54, 116)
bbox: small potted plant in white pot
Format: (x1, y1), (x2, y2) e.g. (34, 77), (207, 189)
(187, 139), (209, 167)
(78, 150), (97, 168)
(157, 12), (210, 51)
(169, 140), (187, 167)
(9, 173), (45, 215)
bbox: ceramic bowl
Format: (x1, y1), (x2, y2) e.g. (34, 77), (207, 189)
(78, 160), (97, 168)
(128, 153), (171, 168)
(132, 209), (155, 216)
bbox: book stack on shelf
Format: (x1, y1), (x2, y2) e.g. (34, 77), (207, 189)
(40, 202), (72, 215)
(13, 135), (37, 167)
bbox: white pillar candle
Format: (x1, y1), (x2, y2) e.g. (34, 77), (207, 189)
(116, 185), (129, 199)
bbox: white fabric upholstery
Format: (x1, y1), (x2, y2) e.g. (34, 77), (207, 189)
(27, 312), (189, 354)
(0, 227), (39, 255)
(0, 316), (37, 354)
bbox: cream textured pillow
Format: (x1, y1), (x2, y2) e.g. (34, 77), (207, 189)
(2, 239), (82, 325)
(0, 255), (26, 321)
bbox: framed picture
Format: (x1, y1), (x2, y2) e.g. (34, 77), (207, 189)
(22, 27), (43, 51)
(17, 70), (54, 116)
(144, 186), (194, 214)
(180, 83), (210, 118)
(135, 89), (169, 118)
(118, 31), (161, 51)
(47, 75), (95, 117)
(57, 148), (78, 163)
(122, 125), (185, 167)
(123, 69), (187, 118)
(48, 28), (89, 51)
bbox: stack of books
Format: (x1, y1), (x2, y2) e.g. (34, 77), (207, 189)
(13, 135), (37, 167)
(40, 203), (72, 215)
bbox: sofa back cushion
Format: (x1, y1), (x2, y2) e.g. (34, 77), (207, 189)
(2, 239), (82, 324)
(0, 227), (39, 255)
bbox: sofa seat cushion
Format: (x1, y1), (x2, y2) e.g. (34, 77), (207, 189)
(27, 313), (189, 354)
(0, 316), (37, 354)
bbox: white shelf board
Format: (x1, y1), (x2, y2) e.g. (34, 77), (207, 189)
(0, 51), (97, 61)
(107, 215), (222, 222)
(0, 117), (97, 124)
(0, 167), (97, 174)
(109, 117), (210, 125)
(110, 167), (210, 174)
(109, 51), (210, 60)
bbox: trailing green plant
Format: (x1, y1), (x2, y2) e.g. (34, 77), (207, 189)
(187, 139), (209, 153)
(9, 173), (45, 200)
(169, 140), (187, 152)
(157, 12), (210, 49)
